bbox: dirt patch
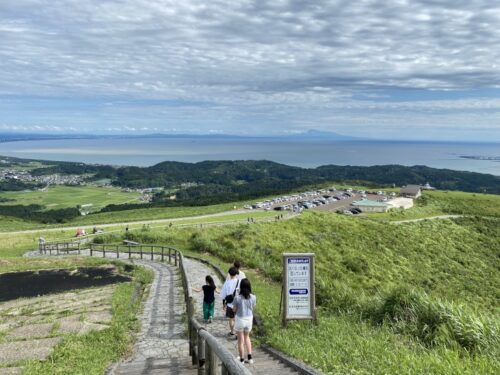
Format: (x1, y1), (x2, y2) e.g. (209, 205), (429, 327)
(0, 266), (130, 302)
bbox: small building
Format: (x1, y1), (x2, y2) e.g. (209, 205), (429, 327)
(352, 199), (389, 213)
(400, 185), (422, 199)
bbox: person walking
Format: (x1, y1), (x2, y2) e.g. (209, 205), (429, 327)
(220, 267), (240, 337)
(226, 260), (246, 281)
(233, 278), (256, 364)
(192, 275), (218, 323)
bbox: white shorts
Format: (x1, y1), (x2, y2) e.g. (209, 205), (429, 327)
(234, 315), (253, 332)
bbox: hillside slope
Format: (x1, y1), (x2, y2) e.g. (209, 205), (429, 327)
(122, 194), (500, 374)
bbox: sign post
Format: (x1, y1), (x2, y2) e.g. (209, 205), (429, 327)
(281, 253), (316, 326)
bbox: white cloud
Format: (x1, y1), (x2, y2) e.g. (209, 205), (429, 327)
(0, 0), (499, 139)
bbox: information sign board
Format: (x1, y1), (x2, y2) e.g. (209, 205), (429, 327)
(282, 253), (316, 324)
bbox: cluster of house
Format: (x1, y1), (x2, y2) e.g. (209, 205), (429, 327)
(0, 170), (82, 186)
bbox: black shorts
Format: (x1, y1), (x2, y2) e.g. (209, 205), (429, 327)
(225, 306), (235, 318)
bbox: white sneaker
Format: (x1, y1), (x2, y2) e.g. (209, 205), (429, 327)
(245, 358), (254, 364)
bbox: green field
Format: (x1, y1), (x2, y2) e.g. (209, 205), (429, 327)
(0, 185), (142, 211)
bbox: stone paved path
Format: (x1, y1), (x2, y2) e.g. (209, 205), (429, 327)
(183, 258), (299, 375)
(111, 259), (197, 375)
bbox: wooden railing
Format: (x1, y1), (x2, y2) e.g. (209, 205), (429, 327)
(39, 240), (84, 255)
(179, 252), (252, 375)
(39, 241), (250, 375)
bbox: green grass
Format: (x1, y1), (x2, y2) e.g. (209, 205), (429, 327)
(0, 210), (278, 258)
(0, 199), (260, 232)
(118, 192), (500, 374)
(0, 185), (141, 212)
(21, 261), (153, 375)
(70, 202), (251, 226)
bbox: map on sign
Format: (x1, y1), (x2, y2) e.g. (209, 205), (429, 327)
(286, 257), (311, 317)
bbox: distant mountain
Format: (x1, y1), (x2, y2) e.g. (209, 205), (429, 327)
(0, 130), (363, 143)
(281, 129), (362, 141)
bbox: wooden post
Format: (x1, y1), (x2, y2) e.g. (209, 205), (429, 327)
(205, 342), (213, 375)
(197, 334), (205, 374)
(169, 248), (172, 264)
(116, 245), (119, 258)
(77, 242), (81, 254)
(150, 246), (153, 260)
(128, 245), (131, 259)
(56, 243), (59, 255)
(140, 246), (143, 259)
(103, 246), (106, 258)
(90, 244), (93, 257)
(175, 250), (178, 266)
(161, 247), (164, 262)
(190, 324), (197, 365)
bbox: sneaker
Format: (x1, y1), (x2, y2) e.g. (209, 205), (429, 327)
(208, 317), (212, 323)
(245, 359), (254, 364)
(228, 331), (235, 337)
(236, 356), (244, 363)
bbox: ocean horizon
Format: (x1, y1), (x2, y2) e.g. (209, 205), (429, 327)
(0, 137), (499, 176)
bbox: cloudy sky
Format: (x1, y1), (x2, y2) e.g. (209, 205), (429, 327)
(1, 0), (499, 141)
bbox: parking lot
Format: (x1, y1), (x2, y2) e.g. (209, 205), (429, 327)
(244, 188), (394, 215)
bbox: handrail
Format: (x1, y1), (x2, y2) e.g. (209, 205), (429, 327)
(39, 241), (252, 375)
(178, 251), (252, 375)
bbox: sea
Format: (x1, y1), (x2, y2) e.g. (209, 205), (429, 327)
(0, 137), (499, 176)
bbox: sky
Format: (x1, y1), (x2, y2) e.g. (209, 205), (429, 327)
(1, 0), (500, 141)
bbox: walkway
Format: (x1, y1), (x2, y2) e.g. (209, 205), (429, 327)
(183, 258), (299, 375)
(391, 214), (464, 224)
(103, 258), (197, 375)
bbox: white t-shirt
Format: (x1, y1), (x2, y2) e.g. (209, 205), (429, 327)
(220, 278), (240, 308)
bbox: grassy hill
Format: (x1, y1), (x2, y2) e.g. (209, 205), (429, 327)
(120, 191), (500, 374)
(0, 186), (498, 372)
